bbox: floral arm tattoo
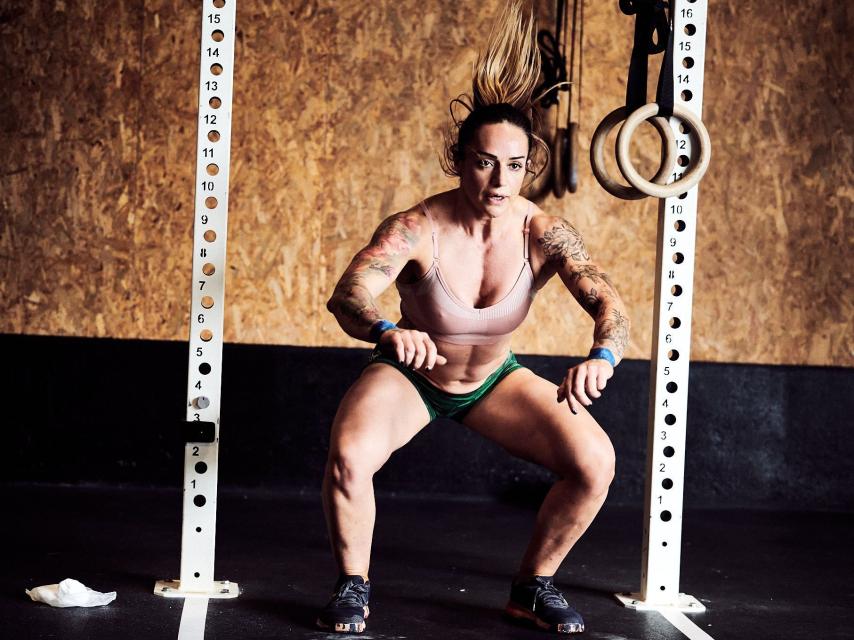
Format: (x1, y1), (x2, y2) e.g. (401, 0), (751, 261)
(539, 217), (631, 361)
(327, 212), (421, 340)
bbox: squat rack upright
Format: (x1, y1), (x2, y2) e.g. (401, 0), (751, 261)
(155, 0), (239, 602)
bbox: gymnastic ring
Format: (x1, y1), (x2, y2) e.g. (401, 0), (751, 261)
(552, 127), (567, 198)
(567, 122), (579, 193)
(589, 106), (677, 200)
(616, 103), (712, 199)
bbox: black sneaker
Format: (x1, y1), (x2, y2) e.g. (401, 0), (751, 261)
(316, 575), (371, 634)
(505, 575), (585, 634)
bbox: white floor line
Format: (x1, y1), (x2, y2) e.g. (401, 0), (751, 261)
(659, 609), (716, 640)
(177, 596), (210, 640)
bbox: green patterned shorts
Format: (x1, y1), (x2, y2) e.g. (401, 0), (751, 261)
(366, 348), (525, 421)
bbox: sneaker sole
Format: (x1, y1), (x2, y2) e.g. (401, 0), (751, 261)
(315, 606), (370, 634)
(315, 619), (366, 634)
(504, 602), (585, 634)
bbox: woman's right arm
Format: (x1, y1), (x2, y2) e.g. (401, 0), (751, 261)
(326, 210), (445, 370)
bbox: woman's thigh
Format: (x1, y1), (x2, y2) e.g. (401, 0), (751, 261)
(328, 363), (433, 473)
(460, 368), (614, 478)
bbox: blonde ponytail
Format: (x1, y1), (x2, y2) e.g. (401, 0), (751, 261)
(472, 1), (541, 112)
(441, 1), (547, 180)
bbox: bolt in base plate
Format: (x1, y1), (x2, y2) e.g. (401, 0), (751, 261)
(614, 591), (705, 612)
(154, 579), (240, 599)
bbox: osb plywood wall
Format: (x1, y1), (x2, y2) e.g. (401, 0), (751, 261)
(0, 1), (851, 367)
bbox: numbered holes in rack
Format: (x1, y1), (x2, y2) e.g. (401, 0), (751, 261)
(205, 196), (218, 209)
(202, 263), (216, 276)
(208, 130), (220, 142)
(200, 329), (214, 342)
(211, 30), (224, 43)
(660, 510), (672, 522)
(664, 414), (677, 426)
(194, 495), (207, 507)
(209, 97), (222, 109)
(668, 349), (680, 361)
(674, 220), (686, 232)
(672, 252), (684, 264)
(201, 296), (214, 309)
(669, 317), (681, 328)
(198, 362), (212, 375)
(671, 284), (683, 296)
(680, 89), (694, 102)
(663, 446), (676, 457)
(662, 478), (674, 489)
(211, 63), (223, 76)
(684, 23), (696, 36)
(682, 56), (695, 69)
(677, 155), (690, 167)
(195, 461), (208, 474)
(213, 0), (226, 9)
(206, 163), (219, 176)
(204, 230), (217, 242)
(666, 381), (678, 392)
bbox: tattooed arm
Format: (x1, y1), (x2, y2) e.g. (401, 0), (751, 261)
(534, 215), (631, 412)
(536, 216), (631, 365)
(326, 211), (423, 341)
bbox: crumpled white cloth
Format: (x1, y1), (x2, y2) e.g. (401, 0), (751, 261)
(26, 578), (116, 608)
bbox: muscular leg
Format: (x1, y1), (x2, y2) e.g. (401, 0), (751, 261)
(322, 363), (432, 578)
(461, 368), (615, 577)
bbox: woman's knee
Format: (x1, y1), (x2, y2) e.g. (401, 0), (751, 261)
(558, 435), (616, 498)
(326, 441), (388, 492)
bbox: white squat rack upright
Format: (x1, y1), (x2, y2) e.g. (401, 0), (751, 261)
(155, 0), (239, 600)
(612, 0), (710, 613)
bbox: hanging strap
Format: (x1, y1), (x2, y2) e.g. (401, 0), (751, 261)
(654, 9), (676, 119)
(621, 0), (674, 117)
(533, 0), (569, 108)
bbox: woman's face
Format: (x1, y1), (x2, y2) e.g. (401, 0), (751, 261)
(459, 121), (529, 218)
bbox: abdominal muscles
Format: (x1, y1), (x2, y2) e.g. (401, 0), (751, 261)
(419, 336), (513, 393)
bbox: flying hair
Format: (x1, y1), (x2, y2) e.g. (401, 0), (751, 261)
(471, 0), (541, 112)
(442, 1), (548, 181)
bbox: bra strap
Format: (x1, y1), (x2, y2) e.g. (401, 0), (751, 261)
(419, 200), (440, 261)
(523, 202), (532, 261)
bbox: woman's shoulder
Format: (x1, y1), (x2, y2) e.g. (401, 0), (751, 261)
(419, 190), (455, 217)
(523, 201), (578, 237)
(377, 199), (435, 235)
(369, 200), (437, 261)
(521, 199), (552, 231)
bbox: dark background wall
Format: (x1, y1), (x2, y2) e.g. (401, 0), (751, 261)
(4, 334), (852, 511)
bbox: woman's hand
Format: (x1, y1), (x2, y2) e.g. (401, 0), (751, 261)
(379, 329), (448, 371)
(557, 359), (614, 414)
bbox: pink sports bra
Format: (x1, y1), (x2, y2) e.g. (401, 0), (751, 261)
(395, 200), (537, 346)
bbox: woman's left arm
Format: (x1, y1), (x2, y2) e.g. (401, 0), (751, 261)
(535, 216), (631, 413)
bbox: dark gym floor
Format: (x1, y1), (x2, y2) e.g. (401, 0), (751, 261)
(3, 484), (852, 640)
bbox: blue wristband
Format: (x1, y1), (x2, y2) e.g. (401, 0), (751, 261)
(369, 319), (397, 342)
(587, 347), (616, 367)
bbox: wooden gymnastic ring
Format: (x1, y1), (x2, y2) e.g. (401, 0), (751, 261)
(552, 128), (567, 198)
(616, 103), (711, 199)
(590, 106), (677, 200)
(567, 122), (579, 193)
